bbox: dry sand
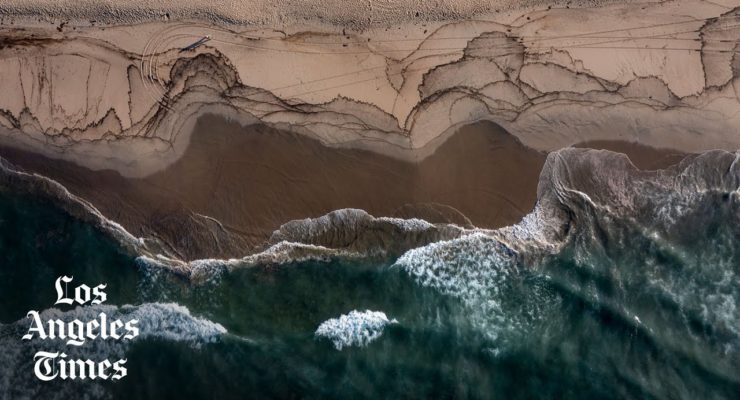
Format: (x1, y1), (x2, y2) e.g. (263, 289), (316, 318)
(0, 0), (737, 180)
(0, 0), (652, 28)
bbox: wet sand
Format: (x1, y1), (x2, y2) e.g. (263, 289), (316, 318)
(575, 140), (690, 170)
(0, 115), (688, 260)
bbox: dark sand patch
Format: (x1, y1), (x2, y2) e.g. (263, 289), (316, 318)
(575, 140), (689, 170)
(0, 117), (546, 259)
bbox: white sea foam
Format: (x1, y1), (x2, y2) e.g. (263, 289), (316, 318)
(376, 216), (435, 232)
(315, 310), (398, 350)
(393, 231), (561, 352)
(395, 233), (517, 337)
(396, 233), (514, 297)
(137, 240), (364, 278)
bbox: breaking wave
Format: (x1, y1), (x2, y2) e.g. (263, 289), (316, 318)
(394, 232), (560, 351)
(388, 148), (740, 397)
(315, 310), (398, 350)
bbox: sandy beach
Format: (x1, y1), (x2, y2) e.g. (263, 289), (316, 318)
(0, 0), (734, 261)
(0, 0), (737, 177)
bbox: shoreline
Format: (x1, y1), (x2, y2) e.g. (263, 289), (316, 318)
(0, 117), (546, 259)
(0, 115), (689, 261)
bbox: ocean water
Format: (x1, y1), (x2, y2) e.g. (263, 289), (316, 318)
(0, 185), (738, 399)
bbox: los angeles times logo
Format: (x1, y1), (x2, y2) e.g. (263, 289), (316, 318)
(22, 276), (139, 381)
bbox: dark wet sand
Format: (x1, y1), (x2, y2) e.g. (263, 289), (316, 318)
(0, 115), (688, 259)
(575, 140), (689, 170)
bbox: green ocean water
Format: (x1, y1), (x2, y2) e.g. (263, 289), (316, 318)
(0, 189), (738, 400)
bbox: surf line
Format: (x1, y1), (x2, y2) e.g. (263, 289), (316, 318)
(22, 276), (137, 381)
